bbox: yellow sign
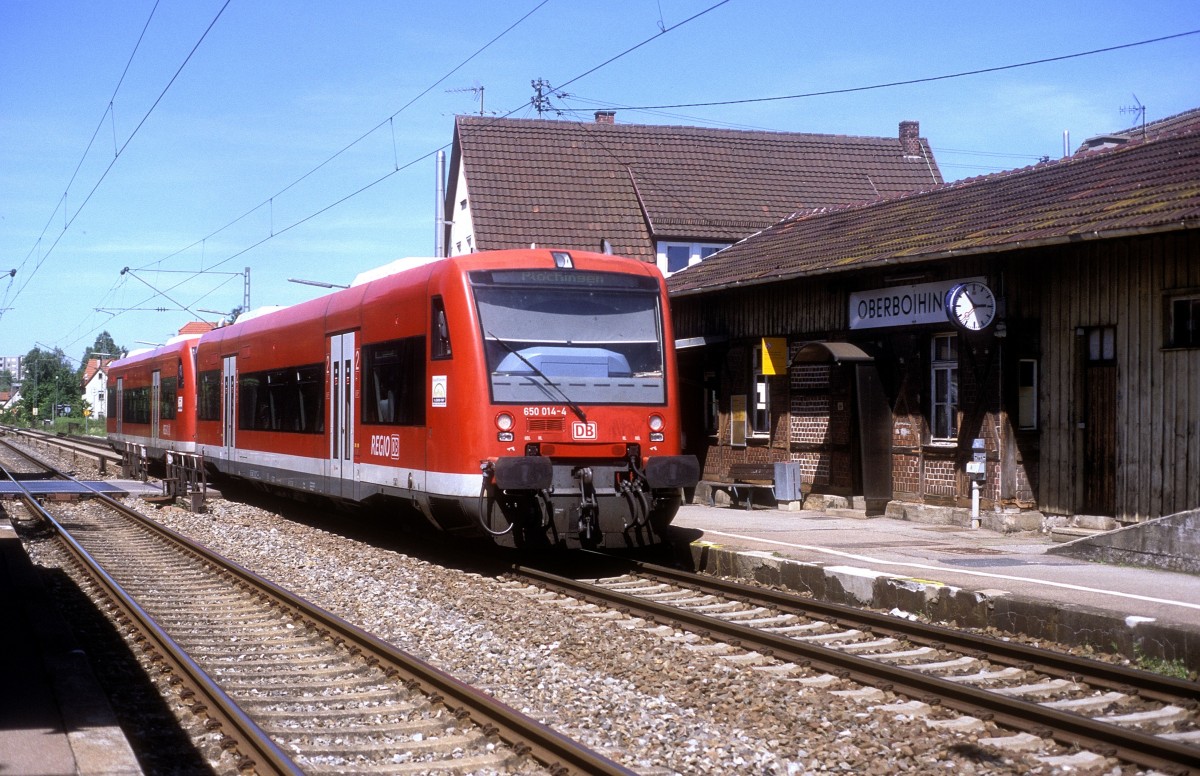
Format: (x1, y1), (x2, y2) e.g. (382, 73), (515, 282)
(761, 337), (788, 375)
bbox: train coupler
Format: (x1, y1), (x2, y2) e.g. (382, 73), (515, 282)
(574, 466), (599, 541)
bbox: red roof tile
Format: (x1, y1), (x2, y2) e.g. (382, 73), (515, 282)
(451, 116), (943, 261)
(178, 321), (217, 335)
(669, 125), (1200, 296)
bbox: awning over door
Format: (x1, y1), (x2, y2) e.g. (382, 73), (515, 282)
(793, 341), (874, 364)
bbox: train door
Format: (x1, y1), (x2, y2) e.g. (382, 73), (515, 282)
(222, 355), (237, 457)
(151, 370), (162, 446)
(115, 377), (123, 435)
(328, 332), (356, 497)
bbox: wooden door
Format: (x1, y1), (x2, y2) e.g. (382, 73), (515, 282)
(1081, 327), (1116, 515)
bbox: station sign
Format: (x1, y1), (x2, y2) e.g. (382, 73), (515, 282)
(849, 277), (983, 330)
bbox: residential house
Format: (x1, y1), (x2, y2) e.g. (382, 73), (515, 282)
(667, 116), (1200, 524)
(81, 357), (113, 419)
(444, 114), (943, 276)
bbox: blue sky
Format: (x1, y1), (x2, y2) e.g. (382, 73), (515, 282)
(2, 0), (1198, 363)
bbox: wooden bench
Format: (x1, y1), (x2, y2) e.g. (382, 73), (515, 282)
(699, 462), (788, 510)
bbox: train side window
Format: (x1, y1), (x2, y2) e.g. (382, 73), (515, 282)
(197, 370), (221, 421)
(123, 386), (151, 424)
(431, 296), (452, 360)
(160, 376), (178, 420)
(362, 336), (426, 426)
(238, 364), (323, 433)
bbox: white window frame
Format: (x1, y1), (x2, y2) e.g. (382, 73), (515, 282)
(655, 241), (728, 277)
(930, 333), (958, 442)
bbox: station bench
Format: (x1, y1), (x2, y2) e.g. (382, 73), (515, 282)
(699, 462), (804, 510)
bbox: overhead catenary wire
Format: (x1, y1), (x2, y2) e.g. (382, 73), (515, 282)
(38, 19), (1200, 353)
(53, 0), (555, 351)
(3, 0), (233, 322)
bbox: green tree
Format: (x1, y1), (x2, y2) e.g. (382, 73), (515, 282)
(0, 368), (12, 392)
(20, 346), (81, 425)
(79, 331), (124, 377)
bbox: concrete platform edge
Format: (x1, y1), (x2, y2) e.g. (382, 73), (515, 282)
(2, 515), (143, 775)
(682, 540), (1200, 674)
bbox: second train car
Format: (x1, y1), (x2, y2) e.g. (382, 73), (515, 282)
(110, 248), (698, 549)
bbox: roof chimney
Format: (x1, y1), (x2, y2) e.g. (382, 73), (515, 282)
(899, 120), (922, 157)
(594, 110), (616, 124)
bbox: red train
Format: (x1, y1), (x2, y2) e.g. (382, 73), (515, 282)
(108, 248), (699, 549)
(105, 333), (201, 457)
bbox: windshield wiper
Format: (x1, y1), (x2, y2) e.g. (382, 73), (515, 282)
(485, 331), (587, 422)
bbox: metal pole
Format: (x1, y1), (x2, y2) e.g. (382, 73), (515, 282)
(435, 150), (446, 257)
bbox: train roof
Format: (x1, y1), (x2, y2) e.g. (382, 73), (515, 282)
(109, 334), (201, 370)
(158, 249), (664, 357)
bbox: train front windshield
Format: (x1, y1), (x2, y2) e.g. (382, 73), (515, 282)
(470, 269), (666, 405)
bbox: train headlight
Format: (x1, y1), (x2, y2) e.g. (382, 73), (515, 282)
(648, 413), (665, 442)
(496, 412), (515, 441)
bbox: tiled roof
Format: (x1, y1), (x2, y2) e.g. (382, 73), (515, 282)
(178, 321), (217, 335)
(82, 357), (114, 387)
(452, 116), (943, 262)
(1076, 106), (1200, 155)
(669, 125), (1200, 296)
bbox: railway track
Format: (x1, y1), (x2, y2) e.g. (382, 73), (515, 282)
(0, 425), (121, 473)
(2, 447), (632, 775)
(511, 555), (1200, 774)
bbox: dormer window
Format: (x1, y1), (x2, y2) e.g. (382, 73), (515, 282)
(656, 241), (727, 276)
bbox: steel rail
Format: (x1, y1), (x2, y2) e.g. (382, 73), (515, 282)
(620, 555), (1200, 704)
(515, 563), (1200, 775)
(80, 487), (634, 776)
(6, 426), (634, 773)
(0, 426), (120, 468)
(2, 470), (302, 775)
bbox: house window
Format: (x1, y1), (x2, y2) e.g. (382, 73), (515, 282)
(656, 241), (728, 276)
(931, 333), (958, 441)
(459, 198), (467, 211)
(666, 245), (690, 274)
(751, 345), (770, 436)
(1087, 326), (1115, 362)
(1167, 294), (1200, 348)
(1017, 359), (1037, 430)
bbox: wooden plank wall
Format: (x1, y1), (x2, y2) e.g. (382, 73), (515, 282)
(1032, 231), (1199, 520)
(672, 231), (1199, 521)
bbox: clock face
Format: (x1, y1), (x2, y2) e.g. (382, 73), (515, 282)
(946, 282), (996, 331)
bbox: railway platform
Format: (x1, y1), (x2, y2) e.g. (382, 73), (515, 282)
(667, 503), (1200, 675)
(0, 513), (141, 775)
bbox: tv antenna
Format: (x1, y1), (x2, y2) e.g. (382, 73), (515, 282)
(447, 85), (486, 116)
(1120, 94), (1146, 138)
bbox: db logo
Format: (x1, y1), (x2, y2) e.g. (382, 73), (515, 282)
(572, 421), (598, 440)
(369, 434), (401, 460)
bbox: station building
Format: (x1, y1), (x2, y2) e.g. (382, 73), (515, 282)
(667, 113), (1200, 525)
